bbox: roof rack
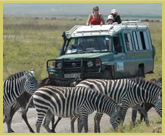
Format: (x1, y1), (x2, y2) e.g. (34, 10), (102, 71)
(121, 20), (141, 25)
(121, 20), (149, 27)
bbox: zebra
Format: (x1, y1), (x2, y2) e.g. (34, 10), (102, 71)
(132, 77), (162, 126)
(3, 92), (33, 133)
(75, 78), (162, 132)
(3, 70), (38, 133)
(26, 86), (122, 133)
(3, 76), (78, 133)
(38, 77), (81, 132)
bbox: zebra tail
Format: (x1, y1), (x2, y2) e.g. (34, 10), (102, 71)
(22, 96), (34, 114)
(3, 116), (5, 123)
(3, 107), (5, 123)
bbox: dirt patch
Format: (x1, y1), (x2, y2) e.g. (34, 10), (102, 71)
(3, 108), (160, 133)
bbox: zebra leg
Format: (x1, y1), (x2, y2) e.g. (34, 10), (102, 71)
(51, 117), (62, 132)
(21, 106), (34, 133)
(4, 108), (14, 133)
(5, 115), (14, 133)
(70, 116), (78, 133)
(140, 103), (153, 122)
(94, 113), (103, 133)
(140, 103), (145, 122)
(36, 113), (46, 133)
(78, 115), (83, 133)
(120, 108), (128, 125)
(137, 106), (149, 126)
(43, 111), (54, 133)
(80, 114), (88, 133)
(132, 109), (138, 127)
(51, 116), (55, 132)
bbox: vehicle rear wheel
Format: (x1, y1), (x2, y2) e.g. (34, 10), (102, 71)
(136, 67), (145, 78)
(102, 70), (112, 79)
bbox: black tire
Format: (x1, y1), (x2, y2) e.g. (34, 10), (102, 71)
(136, 67), (145, 78)
(102, 70), (112, 79)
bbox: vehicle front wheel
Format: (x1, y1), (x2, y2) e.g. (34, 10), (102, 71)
(102, 70), (112, 79)
(136, 67), (145, 78)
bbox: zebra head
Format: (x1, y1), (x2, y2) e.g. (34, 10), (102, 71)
(24, 71), (38, 95)
(154, 90), (162, 117)
(110, 105), (122, 130)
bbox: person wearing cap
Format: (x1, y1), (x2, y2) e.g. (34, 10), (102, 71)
(86, 6), (105, 25)
(106, 15), (115, 25)
(111, 9), (122, 24)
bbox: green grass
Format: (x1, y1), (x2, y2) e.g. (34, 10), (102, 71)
(106, 117), (162, 133)
(3, 17), (86, 80)
(3, 17), (162, 80)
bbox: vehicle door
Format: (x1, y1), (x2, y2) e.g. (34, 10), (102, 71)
(112, 34), (127, 78)
(122, 30), (136, 76)
(132, 30), (154, 75)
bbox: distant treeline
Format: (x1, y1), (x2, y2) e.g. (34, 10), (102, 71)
(3, 16), (162, 23)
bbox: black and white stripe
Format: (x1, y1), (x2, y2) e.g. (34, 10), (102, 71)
(3, 71), (38, 108)
(76, 78), (162, 132)
(3, 71), (38, 133)
(31, 86), (122, 133)
(132, 77), (162, 125)
(3, 92), (33, 133)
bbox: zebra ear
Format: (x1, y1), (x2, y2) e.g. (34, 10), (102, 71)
(29, 69), (35, 76)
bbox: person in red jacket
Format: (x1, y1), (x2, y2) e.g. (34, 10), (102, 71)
(86, 6), (105, 25)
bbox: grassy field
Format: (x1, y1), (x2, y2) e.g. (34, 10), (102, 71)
(3, 17), (162, 80)
(107, 117), (162, 133)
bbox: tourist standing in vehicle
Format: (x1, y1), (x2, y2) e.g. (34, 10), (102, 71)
(111, 9), (122, 24)
(86, 6), (105, 25)
(106, 15), (114, 24)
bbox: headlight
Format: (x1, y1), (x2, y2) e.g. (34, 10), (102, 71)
(95, 59), (101, 66)
(57, 63), (62, 69)
(48, 61), (55, 68)
(87, 61), (93, 67)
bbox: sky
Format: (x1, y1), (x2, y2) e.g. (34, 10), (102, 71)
(3, 3), (162, 18)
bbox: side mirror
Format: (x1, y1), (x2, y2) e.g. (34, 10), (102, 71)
(62, 32), (66, 39)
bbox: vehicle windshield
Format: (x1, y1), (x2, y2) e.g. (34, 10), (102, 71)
(65, 36), (112, 54)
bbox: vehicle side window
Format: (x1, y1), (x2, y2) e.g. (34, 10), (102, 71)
(133, 32), (139, 50)
(136, 32), (143, 50)
(124, 33), (133, 51)
(143, 31), (150, 49)
(132, 31), (150, 51)
(113, 37), (122, 53)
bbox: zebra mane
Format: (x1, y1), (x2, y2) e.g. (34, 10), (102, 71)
(6, 71), (26, 80)
(134, 77), (162, 89)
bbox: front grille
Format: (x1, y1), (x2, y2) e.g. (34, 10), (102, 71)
(55, 58), (101, 74)
(63, 61), (81, 68)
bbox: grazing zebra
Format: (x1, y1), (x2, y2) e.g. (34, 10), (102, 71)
(26, 86), (122, 133)
(132, 77), (162, 126)
(3, 70), (38, 133)
(76, 78), (162, 132)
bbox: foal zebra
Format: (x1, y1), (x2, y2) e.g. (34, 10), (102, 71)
(27, 86), (122, 133)
(76, 78), (162, 132)
(3, 70), (38, 133)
